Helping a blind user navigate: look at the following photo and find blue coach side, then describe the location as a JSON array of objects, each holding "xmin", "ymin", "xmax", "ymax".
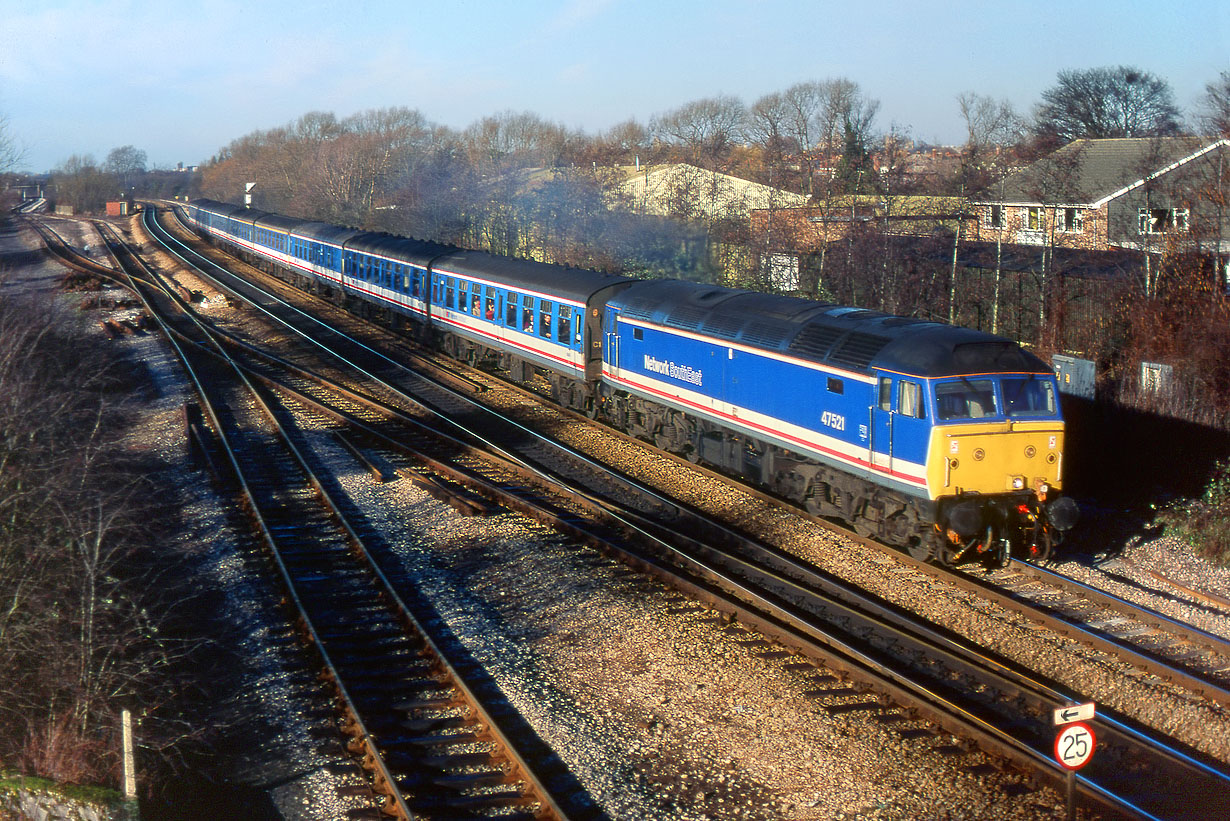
[{"xmin": 428, "ymin": 251, "xmax": 632, "ymax": 381}]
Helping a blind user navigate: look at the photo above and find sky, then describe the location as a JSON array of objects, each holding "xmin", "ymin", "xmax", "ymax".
[{"xmin": 1, "ymin": 0, "xmax": 1227, "ymax": 173}]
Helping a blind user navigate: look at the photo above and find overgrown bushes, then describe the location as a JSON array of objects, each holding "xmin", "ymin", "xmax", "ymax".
[
  {"xmin": 0, "ymin": 287, "xmax": 185, "ymax": 789},
  {"xmin": 1157, "ymin": 460, "xmax": 1230, "ymax": 565}
]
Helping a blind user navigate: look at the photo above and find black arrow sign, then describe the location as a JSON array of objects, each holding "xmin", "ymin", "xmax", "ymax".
[{"xmin": 1061, "ymin": 708, "xmax": 1081, "ymax": 722}]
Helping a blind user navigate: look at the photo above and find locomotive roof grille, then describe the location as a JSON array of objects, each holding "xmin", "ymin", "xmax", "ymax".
[
  {"xmin": 742, "ymin": 320, "xmax": 791, "ymax": 348},
  {"xmin": 827, "ymin": 331, "xmax": 892, "ymax": 370},
  {"xmin": 665, "ymin": 305, "xmax": 707, "ymax": 330},
  {"xmin": 701, "ymin": 312, "xmax": 746, "ymax": 339},
  {"xmin": 788, "ymin": 324, "xmax": 846, "ymax": 359},
  {"xmin": 619, "ymin": 303, "xmax": 656, "ymax": 320}
]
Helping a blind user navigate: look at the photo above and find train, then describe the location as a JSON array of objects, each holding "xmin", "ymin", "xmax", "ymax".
[{"xmin": 181, "ymin": 198, "xmax": 1079, "ymax": 566}]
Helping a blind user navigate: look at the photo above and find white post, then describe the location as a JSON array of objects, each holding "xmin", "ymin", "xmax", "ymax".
[{"xmin": 122, "ymin": 709, "xmax": 136, "ymax": 801}]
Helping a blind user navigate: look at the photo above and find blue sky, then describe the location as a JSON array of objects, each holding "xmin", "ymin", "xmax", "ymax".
[{"xmin": 1, "ymin": 0, "xmax": 1227, "ymax": 173}]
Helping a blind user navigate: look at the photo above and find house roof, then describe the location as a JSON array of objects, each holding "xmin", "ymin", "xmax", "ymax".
[
  {"xmin": 619, "ymin": 163, "xmax": 810, "ymax": 217},
  {"xmin": 976, "ymin": 137, "xmax": 1229, "ymax": 207}
]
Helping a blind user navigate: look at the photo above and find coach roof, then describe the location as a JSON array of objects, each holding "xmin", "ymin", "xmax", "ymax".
[
  {"xmin": 431, "ymin": 250, "xmax": 635, "ymax": 304},
  {"xmin": 346, "ymin": 231, "xmax": 455, "ymax": 265}
]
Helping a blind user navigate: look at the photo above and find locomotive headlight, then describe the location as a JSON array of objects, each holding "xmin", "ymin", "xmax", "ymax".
[{"xmin": 1011, "ymin": 476, "xmax": 1025, "ymax": 490}]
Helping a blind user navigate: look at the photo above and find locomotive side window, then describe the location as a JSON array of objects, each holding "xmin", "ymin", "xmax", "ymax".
[
  {"xmin": 935, "ymin": 379, "xmax": 994, "ymax": 420},
  {"xmin": 556, "ymin": 305, "xmax": 571, "ymax": 343},
  {"xmin": 878, "ymin": 377, "xmax": 892, "ymax": 411},
  {"xmin": 507, "ymin": 293, "xmax": 519, "ymax": 326},
  {"xmin": 633, "ymin": 327, "xmax": 644, "ymax": 341},
  {"xmin": 899, "ymin": 381, "xmax": 925, "ymax": 419},
  {"xmin": 827, "ymin": 377, "xmax": 844, "ymax": 394},
  {"xmin": 538, "ymin": 300, "xmax": 553, "ymax": 339}
]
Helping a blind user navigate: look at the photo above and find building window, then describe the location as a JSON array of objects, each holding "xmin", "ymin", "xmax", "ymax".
[
  {"xmin": 1139, "ymin": 207, "xmax": 1190, "ymax": 234},
  {"xmin": 1025, "ymin": 206, "xmax": 1045, "ymax": 232},
  {"xmin": 987, "ymin": 205, "xmax": 1005, "ymax": 229},
  {"xmin": 1058, "ymin": 207, "xmax": 1083, "ymax": 233}
]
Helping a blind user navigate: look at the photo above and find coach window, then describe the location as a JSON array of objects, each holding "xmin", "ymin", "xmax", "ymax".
[
  {"xmin": 506, "ymin": 293, "xmax": 519, "ymax": 326},
  {"xmin": 470, "ymin": 291, "xmax": 481, "ymax": 316},
  {"xmin": 538, "ymin": 300, "xmax": 553, "ymax": 339},
  {"xmin": 412, "ymin": 271, "xmax": 422, "ymax": 297},
  {"xmin": 485, "ymin": 287, "xmax": 496, "ymax": 320},
  {"xmin": 557, "ymin": 304, "xmax": 571, "ymax": 344},
  {"xmin": 898, "ymin": 380, "xmax": 924, "ymax": 419},
  {"xmin": 445, "ymin": 277, "xmax": 455, "ymax": 309}
]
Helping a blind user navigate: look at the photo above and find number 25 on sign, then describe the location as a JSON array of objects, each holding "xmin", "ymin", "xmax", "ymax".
[{"xmin": 1054, "ymin": 721, "xmax": 1096, "ymax": 770}]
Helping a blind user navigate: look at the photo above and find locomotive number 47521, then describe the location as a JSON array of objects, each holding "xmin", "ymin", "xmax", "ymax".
[{"xmin": 820, "ymin": 411, "xmax": 846, "ymax": 431}]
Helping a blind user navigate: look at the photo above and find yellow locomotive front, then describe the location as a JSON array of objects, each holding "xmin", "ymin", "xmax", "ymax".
[{"xmin": 925, "ymin": 373, "xmax": 1078, "ymax": 564}]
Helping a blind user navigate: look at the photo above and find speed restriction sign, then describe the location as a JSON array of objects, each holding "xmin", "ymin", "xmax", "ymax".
[{"xmin": 1054, "ymin": 721, "xmax": 1096, "ymax": 770}]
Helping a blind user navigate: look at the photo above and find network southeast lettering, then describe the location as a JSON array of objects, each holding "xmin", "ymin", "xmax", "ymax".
[{"xmin": 643, "ymin": 354, "xmax": 703, "ymax": 387}]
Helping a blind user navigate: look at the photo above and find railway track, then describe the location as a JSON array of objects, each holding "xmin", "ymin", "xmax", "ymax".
[
  {"xmin": 158, "ymin": 198, "xmax": 1230, "ymax": 712},
  {"xmin": 39, "ymin": 213, "xmax": 579, "ymax": 820},
  {"xmin": 127, "ymin": 204, "xmax": 1230, "ymax": 819}
]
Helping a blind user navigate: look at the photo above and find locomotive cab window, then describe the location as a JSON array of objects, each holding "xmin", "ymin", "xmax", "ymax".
[
  {"xmin": 898, "ymin": 380, "xmax": 924, "ymax": 419},
  {"xmin": 877, "ymin": 377, "xmax": 892, "ymax": 411},
  {"xmin": 935, "ymin": 379, "xmax": 995, "ymax": 420},
  {"xmin": 1002, "ymin": 376, "xmax": 1057, "ymax": 418}
]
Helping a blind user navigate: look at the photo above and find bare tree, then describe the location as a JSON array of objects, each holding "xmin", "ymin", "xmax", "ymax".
[
  {"xmin": 1198, "ymin": 71, "xmax": 1230, "ymax": 138},
  {"xmin": 103, "ymin": 145, "xmax": 147, "ymax": 193},
  {"xmin": 51, "ymin": 155, "xmax": 114, "ymax": 214},
  {"xmin": 956, "ymin": 92, "xmax": 1023, "ymax": 192},
  {"xmin": 747, "ymin": 91, "xmax": 793, "ymax": 181},
  {"xmin": 1032, "ymin": 66, "xmax": 1181, "ymax": 145},
  {"xmin": 650, "ymin": 94, "xmax": 747, "ymax": 170},
  {"xmin": 0, "ymin": 110, "xmax": 23, "ymax": 173}
]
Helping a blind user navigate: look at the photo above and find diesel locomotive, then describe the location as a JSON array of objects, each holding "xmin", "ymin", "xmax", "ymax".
[{"xmin": 182, "ymin": 198, "xmax": 1079, "ymax": 565}]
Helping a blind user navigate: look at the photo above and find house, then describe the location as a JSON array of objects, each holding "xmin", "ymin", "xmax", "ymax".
[
  {"xmin": 973, "ymin": 137, "xmax": 1230, "ymax": 252},
  {"xmin": 750, "ymin": 195, "xmax": 973, "ymax": 250}
]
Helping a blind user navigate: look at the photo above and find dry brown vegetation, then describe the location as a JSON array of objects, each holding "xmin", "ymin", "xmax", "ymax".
[{"xmin": 0, "ymin": 277, "xmax": 214, "ymax": 793}]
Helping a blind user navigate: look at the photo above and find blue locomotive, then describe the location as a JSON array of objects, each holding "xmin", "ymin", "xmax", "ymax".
[{"xmin": 183, "ymin": 198, "xmax": 1078, "ymax": 565}]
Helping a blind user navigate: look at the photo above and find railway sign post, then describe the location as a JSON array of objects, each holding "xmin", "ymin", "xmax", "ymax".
[
  {"xmin": 1053, "ymin": 701, "xmax": 1095, "ymax": 726},
  {"xmin": 1054, "ymin": 719, "xmax": 1096, "ymax": 821},
  {"xmin": 1055, "ymin": 721, "xmax": 1095, "ymax": 770}
]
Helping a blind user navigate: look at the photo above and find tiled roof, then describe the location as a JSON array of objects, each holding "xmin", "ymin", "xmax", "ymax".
[{"xmin": 979, "ymin": 137, "xmax": 1227, "ymax": 205}]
